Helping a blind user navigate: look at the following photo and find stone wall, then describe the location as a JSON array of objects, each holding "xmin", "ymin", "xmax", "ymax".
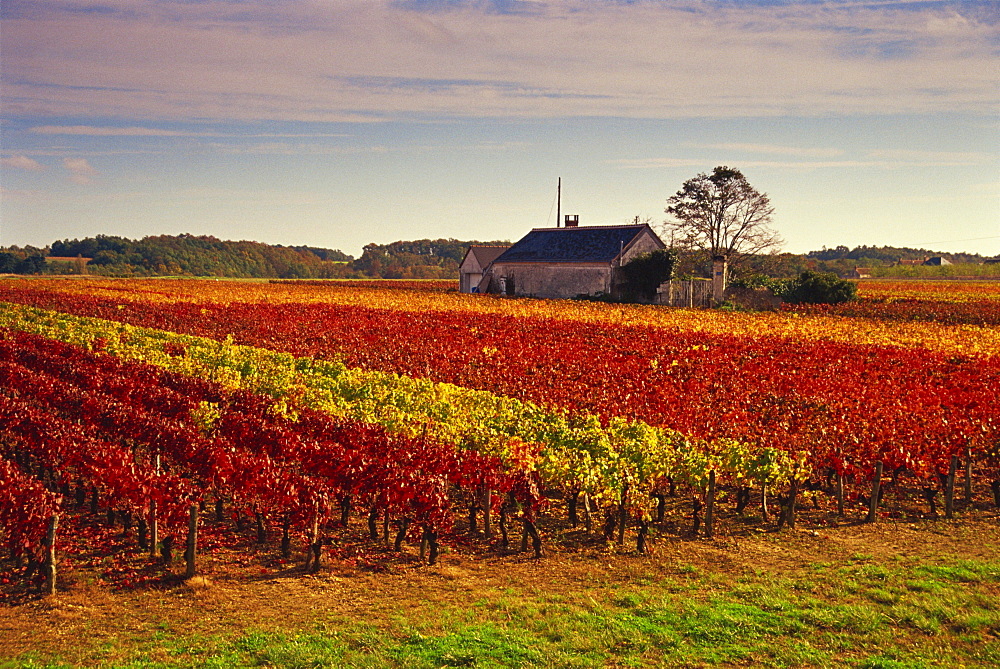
[
  {"xmin": 489, "ymin": 262, "xmax": 612, "ymax": 299},
  {"xmin": 620, "ymin": 232, "xmax": 666, "ymax": 263}
]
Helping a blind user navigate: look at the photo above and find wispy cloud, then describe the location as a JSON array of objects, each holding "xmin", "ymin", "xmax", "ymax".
[
  {"xmin": 32, "ymin": 125, "xmax": 214, "ymax": 137},
  {"xmin": 866, "ymin": 148, "xmax": 995, "ymax": 164},
  {"xmin": 2, "ymin": 0, "xmax": 995, "ymax": 122},
  {"xmin": 692, "ymin": 143, "xmax": 846, "ymax": 158},
  {"xmin": 29, "ymin": 125, "xmax": 354, "ymax": 138},
  {"xmin": 1, "ymin": 155, "xmax": 45, "ymax": 171},
  {"xmin": 0, "ymin": 187, "xmax": 44, "ymax": 202},
  {"xmin": 62, "ymin": 157, "xmax": 98, "ymax": 184},
  {"xmin": 611, "ymin": 154, "xmax": 993, "ymax": 170}
]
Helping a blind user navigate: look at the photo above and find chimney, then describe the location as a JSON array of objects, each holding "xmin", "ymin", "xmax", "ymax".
[{"xmin": 564, "ymin": 215, "xmax": 579, "ymax": 227}]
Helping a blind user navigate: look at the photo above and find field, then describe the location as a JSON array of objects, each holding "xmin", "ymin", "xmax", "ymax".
[{"xmin": 1, "ymin": 277, "xmax": 999, "ymax": 668}]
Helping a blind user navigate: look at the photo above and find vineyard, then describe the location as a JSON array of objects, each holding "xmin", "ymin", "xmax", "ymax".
[{"xmin": 0, "ymin": 277, "xmax": 997, "ymax": 609}]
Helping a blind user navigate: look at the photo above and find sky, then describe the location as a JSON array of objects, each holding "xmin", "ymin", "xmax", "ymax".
[{"xmin": 1, "ymin": 0, "xmax": 998, "ymax": 258}]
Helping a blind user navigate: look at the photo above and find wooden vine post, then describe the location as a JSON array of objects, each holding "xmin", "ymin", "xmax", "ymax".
[
  {"xmin": 149, "ymin": 453, "xmax": 160, "ymax": 560},
  {"xmin": 835, "ymin": 471, "xmax": 845, "ymax": 517},
  {"xmin": 43, "ymin": 514, "xmax": 59, "ymax": 597},
  {"xmin": 945, "ymin": 455, "xmax": 959, "ymax": 520},
  {"xmin": 367, "ymin": 506, "xmax": 379, "ymax": 541},
  {"xmin": 305, "ymin": 510, "xmax": 321, "ymax": 573},
  {"xmin": 617, "ymin": 484, "xmax": 628, "ymax": 545},
  {"xmin": 281, "ymin": 516, "xmax": 293, "ymax": 557},
  {"xmin": 866, "ymin": 461, "xmax": 883, "ymax": 523},
  {"xmin": 148, "ymin": 501, "xmax": 158, "ymax": 559},
  {"xmin": 760, "ymin": 484, "xmax": 769, "ymax": 523},
  {"xmin": 964, "ymin": 448, "xmax": 973, "ymax": 505},
  {"xmin": 482, "ymin": 488, "xmax": 493, "ymax": 540},
  {"xmin": 704, "ymin": 470, "xmax": 716, "ymax": 539},
  {"xmin": 184, "ymin": 503, "xmax": 198, "ymax": 579}
]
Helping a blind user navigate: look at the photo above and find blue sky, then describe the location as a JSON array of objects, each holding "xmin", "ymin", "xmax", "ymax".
[{"xmin": 2, "ymin": 0, "xmax": 998, "ymax": 257}]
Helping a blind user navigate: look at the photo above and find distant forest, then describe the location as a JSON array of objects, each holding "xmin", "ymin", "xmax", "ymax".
[
  {"xmin": 0, "ymin": 234, "xmax": 996, "ymax": 280},
  {"xmin": 0, "ymin": 234, "xmax": 509, "ymax": 280},
  {"xmin": 744, "ymin": 245, "xmax": 999, "ymax": 279}
]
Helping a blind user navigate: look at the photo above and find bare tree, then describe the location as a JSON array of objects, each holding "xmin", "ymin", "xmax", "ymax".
[{"xmin": 662, "ymin": 166, "xmax": 783, "ymax": 273}]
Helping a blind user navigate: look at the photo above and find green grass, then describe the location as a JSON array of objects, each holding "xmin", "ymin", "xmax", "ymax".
[{"xmin": 4, "ymin": 555, "xmax": 999, "ymax": 668}]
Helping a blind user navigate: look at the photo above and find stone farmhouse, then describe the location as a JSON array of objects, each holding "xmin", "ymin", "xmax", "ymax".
[{"xmin": 460, "ymin": 222, "xmax": 665, "ymax": 299}]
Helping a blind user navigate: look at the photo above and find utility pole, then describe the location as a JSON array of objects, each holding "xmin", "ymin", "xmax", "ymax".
[{"xmin": 556, "ymin": 178, "xmax": 561, "ymax": 227}]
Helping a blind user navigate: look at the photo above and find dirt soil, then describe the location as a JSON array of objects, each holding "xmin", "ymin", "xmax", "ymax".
[{"xmin": 2, "ymin": 504, "xmax": 998, "ymax": 666}]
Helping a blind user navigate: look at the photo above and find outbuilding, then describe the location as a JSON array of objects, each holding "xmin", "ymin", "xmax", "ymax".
[{"xmin": 459, "ymin": 245, "xmax": 510, "ymax": 293}]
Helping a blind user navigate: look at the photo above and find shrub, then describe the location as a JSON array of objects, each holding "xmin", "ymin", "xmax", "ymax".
[
  {"xmin": 780, "ymin": 271, "xmax": 858, "ymax": 304},
  {"xmin": 618, "ymin": 250, "xmax": 678, "ymax": 301}
]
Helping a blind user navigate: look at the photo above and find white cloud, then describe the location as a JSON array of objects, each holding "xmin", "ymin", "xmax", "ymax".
[
  {"xmin": 62, "ymin": 157, "xmax": 98, "ymax": 185},
  {"xmin": 2, "ymin": 0, "xmax": 996, "ymax": 122},
  {"xmin": 1, "ymin": 155, "xmax": 45, "ymax": 171}
]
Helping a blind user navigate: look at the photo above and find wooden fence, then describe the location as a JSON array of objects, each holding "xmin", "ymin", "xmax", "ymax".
[{"xmin": 657, "ymin": 279, "xmax": 714, "ymax": 308}]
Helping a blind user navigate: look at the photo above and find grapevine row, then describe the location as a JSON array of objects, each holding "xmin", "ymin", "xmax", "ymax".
[
  {"xmin": 0, "ymin": 457, "xmax": 61, "ymax": 565},
  {"xmin": 0, "ymin": 303, "xmax": 824, "ymax": 553},
  {"xmin": 0, "ymin": 304, "xmax": 803, "ymax": 521},
  {"xmin": 3, "ymin": 300, "xmax": 997, "ymax": 552},
  {"xmin": 0, "ymin": 328, "xmax": 543, "ymax": 565},
  {"xmin": 2, "ymin": 290, "xmax": 996, "ymax": 493}
]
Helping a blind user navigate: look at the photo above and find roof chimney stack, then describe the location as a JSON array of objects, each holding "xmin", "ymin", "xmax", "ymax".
[{"xmin": 564, "ymin": 215, "xmax": 579, "ymax": 227}]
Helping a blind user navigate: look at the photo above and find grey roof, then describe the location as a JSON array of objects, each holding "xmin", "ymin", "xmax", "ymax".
[{"xmin": 493, "ymin": 224, "xmax": 661, "ymax": 264}]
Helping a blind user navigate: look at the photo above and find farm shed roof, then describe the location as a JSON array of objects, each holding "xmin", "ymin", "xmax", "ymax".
[
  {"xmin": 463, "ymin": 245, "xmax": 510, "ymax": 269},
  {"xmin": 493, "ymin": 224, "xmax": 661, "ymax": 264}
]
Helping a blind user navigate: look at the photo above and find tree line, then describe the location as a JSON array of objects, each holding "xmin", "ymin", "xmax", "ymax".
[
  {"xmin": 0, "ymin": 234, "xmax": 514, "ymax": 280},
  {"xmin": 2, "ymin": 233, "xmax": 992, "ymax": 282}
]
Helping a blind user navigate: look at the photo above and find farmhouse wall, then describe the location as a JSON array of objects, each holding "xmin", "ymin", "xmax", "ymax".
[
  {"xmin": 491, "ymin": 262, "xmax": 611, "ymax": 298},
  {"xmin": 460, "ymin": 272, "xmax": 482, "ymax": 293},
  {"xmin": 620, "ymin": 231, "xmax": 664, "ymax": 263}
]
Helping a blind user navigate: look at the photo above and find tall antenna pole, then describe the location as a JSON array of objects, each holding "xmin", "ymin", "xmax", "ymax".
[{"xmin": 556, "ymin": 177, "xmax": 561, "ymax": 228}]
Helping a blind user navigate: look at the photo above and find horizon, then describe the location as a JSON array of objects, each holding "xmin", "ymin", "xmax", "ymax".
[
  {"xmin": 5, "ymin": 228, "xmax": 994, "ymax": 262},
  {"xmin": 2, "ymin": 1, "xmax": 998, "ymax": 258}
]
